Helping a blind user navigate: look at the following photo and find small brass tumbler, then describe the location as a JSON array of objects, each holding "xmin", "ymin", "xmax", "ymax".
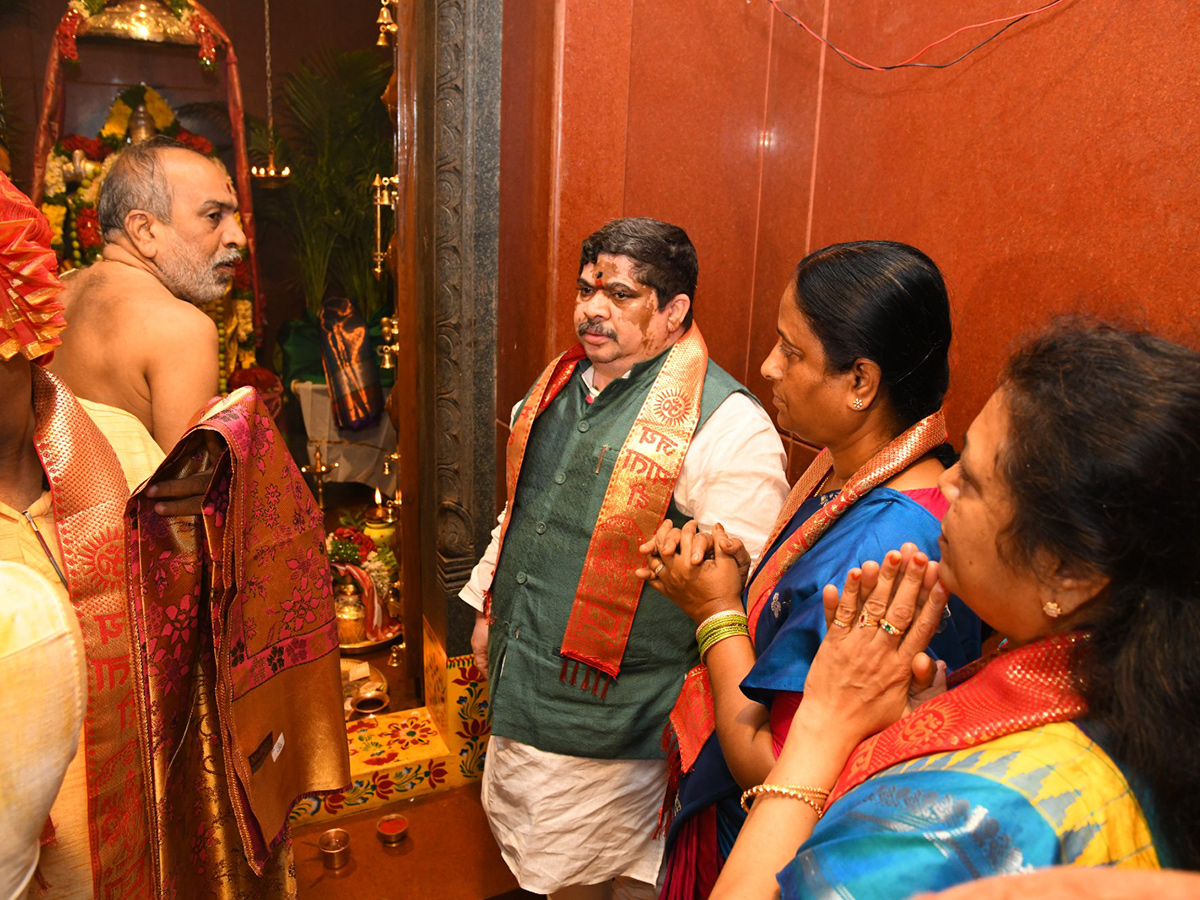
[{"xmin": 319, "ymin": 828, "xmax": 351, "ymax": 869}]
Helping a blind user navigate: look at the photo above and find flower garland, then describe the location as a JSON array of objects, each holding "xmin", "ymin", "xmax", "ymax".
[
  {"xmin": 40, "ymin": 83, "xmax": 256, "ymax": 388},
  {"xmin": 56, "ymin": 0, "xmax": 218, "ymax": 70},
  {"xmin": 327, "ymin": 526, "xmax": 399, "ymax": 604},
  {"xmin": 41, "ymin": 85, "xmax": 213, "ymax": 269}
]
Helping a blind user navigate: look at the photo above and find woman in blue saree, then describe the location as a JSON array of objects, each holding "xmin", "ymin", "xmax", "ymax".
[
  {"xmin": 711, "ymin": 322, "xmax": 1200, "ymax": 898},
  {"xmin": 639, "ymin": 242, "xmax": 982, "ymax": 898}
]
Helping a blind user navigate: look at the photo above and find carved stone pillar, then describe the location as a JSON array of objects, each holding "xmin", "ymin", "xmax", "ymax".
[{"xmin": 415, "ymin": 0, "xmax": 501, "ymax": 658}]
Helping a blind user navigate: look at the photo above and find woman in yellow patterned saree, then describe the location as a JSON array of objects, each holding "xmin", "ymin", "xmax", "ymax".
[{"xmin": 712, "ymin": 321, "xmax": 1200, "ymax": 899}]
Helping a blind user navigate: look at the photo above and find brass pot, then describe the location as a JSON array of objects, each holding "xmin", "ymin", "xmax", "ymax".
[{"xmin": 334, "ymin": 583, "xmax": 367, "ymax": 645}]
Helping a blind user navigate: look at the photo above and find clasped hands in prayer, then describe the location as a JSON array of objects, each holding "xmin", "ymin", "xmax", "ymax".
[
  {"xmin": 635, "ymin": 520, "xmax": 751, "ymax": 623},
  {"xmin": 636, "ymin": 521, "xmax": 949, "ymax": 743}
]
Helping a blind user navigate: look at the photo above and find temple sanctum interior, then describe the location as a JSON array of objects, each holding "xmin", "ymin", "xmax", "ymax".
[{"xmin": 2, "ymin": 1, "xmax": 1200, "ymax": 899}]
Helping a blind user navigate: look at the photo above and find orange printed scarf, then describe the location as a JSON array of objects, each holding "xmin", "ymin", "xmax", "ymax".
[
  {"xmin": 33, "ymin": 368, "xmax": 154, "ymax": 898},
  {"xmin": 745, "ymin": 410, "xmax": 948, "ymax": 635},
  {"xmin": 492, "ymin": 327, "xmax": 709, "ymax": 691}
]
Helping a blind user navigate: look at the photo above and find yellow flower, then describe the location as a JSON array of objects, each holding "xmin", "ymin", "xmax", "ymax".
[
  {"xmin": 103, "ymin": 100, "xmax": 133, "ymax": 138},
  {"xmin": 41, "ymin": 204, "xmax": 66, "ymax": 245},
  {"xmin": 143, "ymin": 88, "xmax": 175, "ymax": 130}
]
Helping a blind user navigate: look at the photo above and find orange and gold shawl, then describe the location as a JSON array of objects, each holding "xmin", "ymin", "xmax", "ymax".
[
  {"xmin": 126, "ymin": 387, "xmax": 349, "ymax": 897},
  {"xmin": 744, "ymin": 410, "xmax": 948, "ymax": 636},
  {"xmin": 33, "ymin": 367, "xmax": 154, "ymax": 898},
  {"xmin": 829, "ymin": 631, "xmax": 1088, "ymax": 803},
  {"xmin": 491, "ymin": 327, "xmax": 709, "ymax": 689}
]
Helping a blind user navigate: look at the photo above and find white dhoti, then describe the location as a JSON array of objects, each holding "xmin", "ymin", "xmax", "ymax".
[{"xmin": 481, "ymin": 735, "xmax": 666, "ymax": 897}]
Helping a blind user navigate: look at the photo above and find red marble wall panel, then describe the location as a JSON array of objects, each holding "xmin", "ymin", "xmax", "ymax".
[
  {"xmin": 497, "ymin": 0, "xmax": 559, "ymax": 432},
  {"xmin": 621, "ymin": 0, "xmax": 775, "ymax": 385},
  {"xmin": 498, "ymin": 0, "xmax": 1200, "ymax": 481},
  {"xmin": 806, "ymin": 0, "xmax": 1200, "ymax": 436},
  {"xmin": 549, "ymin": 0, "xmax": 634, "ymax": 352},
  {"xmin": 747, "ymin": 0, "xmax": 825, "ymax": 407}
]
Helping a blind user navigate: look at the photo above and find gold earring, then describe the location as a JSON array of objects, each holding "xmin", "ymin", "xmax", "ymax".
[
  {"xmin": 1043, "ymin": 600, "xmax": 1062, "ymax": 618},
  {"xmin": 852, "ymin": 398, "xmax": 864, "ymax": 411}
]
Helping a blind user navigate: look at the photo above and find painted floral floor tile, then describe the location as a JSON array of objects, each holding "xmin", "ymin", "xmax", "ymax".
[{"xmin": 346, "ymin": 708, "xmax": 451, "ymax": 773}]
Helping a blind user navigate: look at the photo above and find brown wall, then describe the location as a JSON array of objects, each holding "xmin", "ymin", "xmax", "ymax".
[{"xmin": 498, "ymin": 0, "xmax": 1200, "ymax": 497}]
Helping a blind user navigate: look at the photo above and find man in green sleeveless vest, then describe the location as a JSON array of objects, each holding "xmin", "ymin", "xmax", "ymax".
[{"xmin": 460, "ymin": 218, "xmax": 788, "ymax": 900}]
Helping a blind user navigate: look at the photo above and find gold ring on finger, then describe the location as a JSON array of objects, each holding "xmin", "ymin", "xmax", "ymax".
[
  {"xmin": 652, "ymin": 563, "xmax": 665, "ymax": 578},
  {"xmin": 831, "ymin": 618, "xmax": 852, "ymax": 629},
  {"xmin": 857, "ymin": 611, "xmax": 880, "ymax": 628},
  {"xmin": 878, "ymin": 618, "xmax": 904, "ymax": 636}
]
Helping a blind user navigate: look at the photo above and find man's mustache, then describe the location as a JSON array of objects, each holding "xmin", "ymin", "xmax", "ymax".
[
  {"xmin": 577, "ymin": 320, "xmax": 617, "ymax": 340},
  {"xmin": 214, "ymin": 252, "xmax": 242, "ymax": 269}
]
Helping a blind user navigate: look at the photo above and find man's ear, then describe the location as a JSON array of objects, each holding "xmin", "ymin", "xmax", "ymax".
[
  {"xmin": 124, "ymin": 210, "xmax": 159, "ymax": 259},
  {"xmin": 663, "ymin": 293, "xmax": 691, "ymax": 333}
]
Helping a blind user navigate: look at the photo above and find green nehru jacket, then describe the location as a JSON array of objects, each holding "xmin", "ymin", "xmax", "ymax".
[{"xmin": 488, "ymin": 347, "xmax": 747, "ymax": 759}]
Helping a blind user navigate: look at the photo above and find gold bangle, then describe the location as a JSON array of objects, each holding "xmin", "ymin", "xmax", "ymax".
[
  {"xmin": 698, "ymin": 627, "xmax": 748, "ymax": 662},
  {"xmin": 694, "ymin": 609, "xmax": 747, "ymax": 640},
  {"xmin": 739, "ymin": 783, "xmax": 829, "ymax": 817},
  {"xmin": 697, "ymin": 617, "xmax": 749, "ymax": 661}
]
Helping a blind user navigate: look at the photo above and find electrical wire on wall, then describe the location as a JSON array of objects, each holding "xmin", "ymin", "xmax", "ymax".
[{"xmin": 765, "ymin": 0, "xmax": 1072, "ymax": 70}]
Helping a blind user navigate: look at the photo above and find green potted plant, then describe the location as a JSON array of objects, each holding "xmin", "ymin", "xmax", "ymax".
[{"xmin": 256, "ymin": 48, "xmax": 394, "ymax": 319}]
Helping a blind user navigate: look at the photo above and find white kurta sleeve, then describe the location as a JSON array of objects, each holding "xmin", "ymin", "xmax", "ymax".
[
  {"xmin": 458, "ymin": 507, "xmax": 506, "ymax": 612},
  {"xmin": 460, "ymin": 397, "xmax": 524, "ymax": 612},
  {"xmin": 672, "ymin": 392, "xmax": 789, "ymax": 565}
]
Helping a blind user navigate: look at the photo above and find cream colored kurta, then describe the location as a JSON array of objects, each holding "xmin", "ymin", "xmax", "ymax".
[
  {"xmin": 0, "ymin": 399, "xmax": 162, "ymax": 900},
  {"xmin": 0, "ymin": 563, "xmax": 85, "ymax": 900}
]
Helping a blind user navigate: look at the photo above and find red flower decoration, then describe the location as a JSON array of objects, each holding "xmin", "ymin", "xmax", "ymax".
[
  {"xmin": 456, "ymin": 718, "xmax": 490, "ymax": 739},
  {"xmin": 175, "ymin": 128, "xmax": 214, "ymax": 156},
  {"xmin": 373, "ymin": 773, "xmax": 396, "ymax": 799},
  {"xmin": 56, "ymin": 10, "xmax": 83, "ymax": 61},
  {"xmin": 452, "ymin": 663, "xmax": 485, "ymax": 685},
  {"xmin": 332, "ymin": 527, "xmax": 377, "ymax": 558},
  {"xmin": 60, "ymin": 135, "xmax": 87, "ymax": 157},
  {"xmin": 364, "ymin": 751, "xmax": 399, "ymax": 767},
  {"xmin": 229, "ymin": 366, "xmax": 284, "ymax": 418},
  {"xmin": 191, "ymin": 21, "xmax": 218, "ymax": 67},
  {"xmin": 231, "ymin": 256, "xmax": 252, "ymax": 292},
  {"xmin": 75, "ymin": 207, "xmax": 103, "ymax": 251},
  {"xmin": 61, "ymin": 135, "xmax": 112, "ymax": 161}
]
